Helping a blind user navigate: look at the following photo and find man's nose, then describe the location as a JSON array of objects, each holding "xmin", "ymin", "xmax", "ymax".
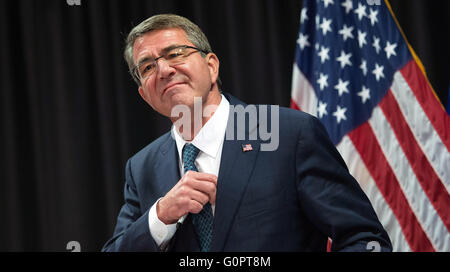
[{"xmin": 156, "ymin": 58, "xmax": 176, "ymax": 79}]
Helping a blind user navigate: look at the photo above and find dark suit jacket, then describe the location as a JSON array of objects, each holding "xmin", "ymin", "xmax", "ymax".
[{"xmin": 102, "ymin": 93, "xmax": 392, "ymax": 252}]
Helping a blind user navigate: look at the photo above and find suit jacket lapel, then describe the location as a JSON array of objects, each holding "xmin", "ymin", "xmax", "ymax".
[
  {"xmin": 155, "ymin": 133, "xmax": 181, "ymax": 196},
  {"xmin": 210, "ymin": 95, "xmax": 261, "ymax": 251}
]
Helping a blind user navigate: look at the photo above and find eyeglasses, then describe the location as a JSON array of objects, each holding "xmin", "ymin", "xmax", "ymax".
[{"xmin": 132, "ymin": 45, "xmax": 208, "ymax": 83}]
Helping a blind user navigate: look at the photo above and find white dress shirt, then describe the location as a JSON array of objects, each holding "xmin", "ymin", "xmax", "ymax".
[{"xmin": 148, "ymin": 94, "xmax": 230, "ymax": 247}]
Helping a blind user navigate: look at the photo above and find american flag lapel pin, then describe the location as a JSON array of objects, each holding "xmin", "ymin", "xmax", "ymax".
[{"xmin": 242, "ymin": 144, "xmax": 253, "ymax": 152}]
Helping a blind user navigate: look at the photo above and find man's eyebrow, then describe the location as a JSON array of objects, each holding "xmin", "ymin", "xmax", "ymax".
[
  {"xmin": 161, "ymin": 44, "xmax": 184, "ymax": 54},
  {"xmin": 136, "ymin": 44, "xmax": 184, "ymax": 67},
  {"xmin": 137, "ymin": 56, "xmax": 151, "ymax": 68}
]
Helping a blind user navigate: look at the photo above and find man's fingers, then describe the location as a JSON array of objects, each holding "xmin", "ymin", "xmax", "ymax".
[
  {"xmin": 188, "ymin": 200, "xmax": 204, "ymax": 214},
  {"xmin": 184, "ymin": 179, "xmax": 216, "ymax": 203},
  {"xmin": 181, "ymin": 171, "xmax": 217, "ymax": 201},
  {"xmin": 158, "ymin": 172, "xmax": 217, "ymax": 224},
  {"xmin": 209, "ymin": 192, "xmax": 216, "ymax": 205},
  {"xmin": 188, "ymin": 189, "xmax": 210, "ymax": 206},
  {"xmin": 184, "ymin": 171, "xmax": 218, "ymax": 185}
]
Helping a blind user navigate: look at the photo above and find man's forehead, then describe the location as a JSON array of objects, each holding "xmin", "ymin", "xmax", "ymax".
[{"xmin": 133, "ymin": 28, "xmax": 191, "ymax": 61}]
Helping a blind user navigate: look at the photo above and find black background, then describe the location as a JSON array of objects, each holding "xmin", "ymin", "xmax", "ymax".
[{"xmin": 0, "ymin": 0, "xmax": 448, "ymax": 251}]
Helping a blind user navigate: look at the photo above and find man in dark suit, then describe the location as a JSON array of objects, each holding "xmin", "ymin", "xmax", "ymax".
[{"xmin": 102, "ymin": 14, "xmax": 392, "ymax": 252}]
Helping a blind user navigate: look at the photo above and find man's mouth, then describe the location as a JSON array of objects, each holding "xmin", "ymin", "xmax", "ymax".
[{"xmin": 163, "ymin": 82, "xmax": 185, "ymax": 95}]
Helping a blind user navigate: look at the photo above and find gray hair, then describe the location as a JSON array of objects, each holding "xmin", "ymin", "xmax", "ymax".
[{"xmin": 124, "ymin": 14, "xmax": 216, "ymax": 86}]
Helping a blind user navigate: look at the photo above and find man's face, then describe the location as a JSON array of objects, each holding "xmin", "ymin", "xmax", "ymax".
[{"xmin": 133, "ymin": 28, "xmax": 219, "ymax": 117}]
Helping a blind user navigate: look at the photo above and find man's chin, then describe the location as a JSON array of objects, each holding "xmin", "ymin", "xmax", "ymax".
[{"xmin": 168, "ymin": 90, "xmax": 200, "ymax": 106}]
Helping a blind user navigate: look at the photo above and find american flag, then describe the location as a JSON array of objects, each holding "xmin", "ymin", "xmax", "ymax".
[
  {"xmin": 242, "ymin": 144, "xmax": 253, "ymax": 152},
  {"xmin": 291, "ymin": 0, "xmax": 450, "ymax": 251}
]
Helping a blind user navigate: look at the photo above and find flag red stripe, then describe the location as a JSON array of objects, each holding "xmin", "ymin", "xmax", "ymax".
[
  {"xmin": 400, "ymin": 60, "xmax": 450, "ymax": 152},
  {"xmin": 379, "ymin": 90, "xmax": 450, "ymax": 232},
  {"xmin": 290, "ymin": 99, "xmax": 301, "ymax": 111},
  {"xmin": 349, "ymin": 122, "xmax": 435, "ymax": 251}
]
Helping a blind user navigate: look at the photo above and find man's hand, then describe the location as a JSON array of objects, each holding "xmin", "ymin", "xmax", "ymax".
[{"xmin": 157, "ymin": 171, "xmax": 217, "ymax": 224}]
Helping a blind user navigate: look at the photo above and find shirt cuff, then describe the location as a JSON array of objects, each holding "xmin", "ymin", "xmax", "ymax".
[{"xmin": 148, "ymin": 199, "xmax": 178, "ymax": 247}]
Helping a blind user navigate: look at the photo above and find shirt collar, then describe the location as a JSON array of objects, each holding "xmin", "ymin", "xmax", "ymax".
[{"xmin": 172, "ymin": 94, "xmax": 230, "ymax": 160}]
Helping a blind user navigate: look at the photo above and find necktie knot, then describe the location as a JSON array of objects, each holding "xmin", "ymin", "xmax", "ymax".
[{"xmin": 182, "ymin": 144, "xmax": 200, "ymax": 173}]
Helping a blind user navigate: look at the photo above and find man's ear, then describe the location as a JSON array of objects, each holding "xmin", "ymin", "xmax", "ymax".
[
  {"xmin": 206, "ymin": 53, "xmax": 220, "ymax": 84},
  {"xmin": 138, "ymin": 86, "xmax": 149, "ymax": 104}
]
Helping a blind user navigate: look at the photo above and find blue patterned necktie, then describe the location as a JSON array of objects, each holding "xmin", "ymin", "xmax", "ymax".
[{"xmin": 182, "ymin": 143, "xmax": 213, "ymax": 252}]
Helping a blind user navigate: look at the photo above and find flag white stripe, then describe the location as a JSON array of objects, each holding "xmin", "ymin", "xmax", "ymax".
[
  {"xmin": 390, "ymin": 72, "xmax": 450, "ymax": 194},
  {"xmin": 369, "ymin": 106, "xmax": 450, "ymax": 251},
  {"xmin": 291, "ymin": 64, "xmax": 317, "ymax": 115},
  {"xmin": 337, "ymin": 135, "xmax": 411, "ymax": 252}
]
